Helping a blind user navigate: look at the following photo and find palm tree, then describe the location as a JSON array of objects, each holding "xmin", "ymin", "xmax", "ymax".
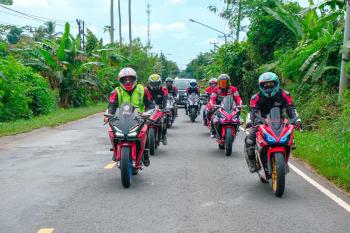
[
  {"xmin": 128, "ymin": 0, "xmax": 132, "ymax": 55},
  {"xmin": 118, "ymin": 0, "xmax": 122, "ymax": 44},
  {"xmin": 110, "ymin": 0, "xmax": 114, "ymax": 43},
  {"xmin": 339, "ymin": 0, "xmax": 350, "ymax": 103},
  {"xmin": 44, "ymin": 21, "xmax": 56, "ymax": 39}
]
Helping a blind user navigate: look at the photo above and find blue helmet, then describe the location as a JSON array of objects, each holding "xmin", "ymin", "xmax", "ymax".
[
  {"xmin": 189, "ymin": 80, "xmax": 197, "ymax": 88},
  {"xmin": 258, "ymin": 72, "xmax": 280, "ymax": 97}
]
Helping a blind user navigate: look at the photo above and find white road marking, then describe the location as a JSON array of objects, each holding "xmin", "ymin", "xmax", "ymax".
[
  {"xmin": 104, "ymin": 161, "xmax": 116, "ymax": 169},
  {"xmin": 37, "ymin": 229, "xmax": 54, "ymax": 233},
  {"xmin": 239, "ymin": 126, "xmax": 350, "ymax": 214},
  {"xmin": 289, "ymin": 163, "xmax": 350, "ymax": 214}
]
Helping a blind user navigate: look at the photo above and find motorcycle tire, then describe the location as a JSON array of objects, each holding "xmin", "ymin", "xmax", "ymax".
[
  {"xmin": 225, "ymin": 128, "xmax": 233, "ymax": 156},
  {"xmin": 148, "ymin": 128, "xmax": 156, "ymax": 155},
  {"xmin": 120, "ymin": 147, "xmax": 132, "ymax": 188},
  {"xmin": 190, "ymin": 107, "xmax": 196, "ymax": 122},
  {"xmin": 272, "ymin": 152, "xmax": 286, "ymax": 197}
]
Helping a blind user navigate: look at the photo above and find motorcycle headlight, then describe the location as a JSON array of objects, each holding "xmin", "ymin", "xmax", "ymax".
[
  {"xmin": 262, "ymin": 128, "xmax": 276, "ymax": 144},
  {"xmin": 128, "ymin": 131, "xmax": 138, "ymax": 137},
  {"xmin": 113, "ymin": 126, "xmax": 124, "ymax": 138},
  {"xmin": 280, "ymin": 129, "xmax": 292, "ymax": 144}
]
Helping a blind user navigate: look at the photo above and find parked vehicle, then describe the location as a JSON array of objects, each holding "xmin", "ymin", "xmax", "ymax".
[
  {"xmin": 250, "ymin": 107, "xmax": 298, "ymax": 197},
  {"xmin": 105, "ymin": 104, "xmax": 150, "ymax": 188},
  {"xmin": 173, "ymin": 78, "xmax": 194, "ymax": 107},
  {"xmin": 212, "ymin": 96, "xmax": 244, "ymax": 156},
  {"xmin": 186, "ymin": 93, "xmax": 201, "ymax": 122}
]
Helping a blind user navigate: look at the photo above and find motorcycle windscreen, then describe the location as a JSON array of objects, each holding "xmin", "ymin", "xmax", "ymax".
[
  {"xmin": 221, "ymin": 96, "xmax": 235, "ymax": 114},
  {"xmin": 269, "ymin": 107, "xmax": 283, "ymax": 136},
  {"xmin": 111, "ymin": 103, "xmax": 140, "ymax": 135},
  {"xmin": 188, "ymin": 93, "xmax": 199, "ymax": 104}
]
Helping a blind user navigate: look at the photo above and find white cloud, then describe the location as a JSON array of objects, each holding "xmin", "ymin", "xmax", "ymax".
[
  {"xmin": 14, "ymin": 0, "xmax": 49, "ymax": 7},
  {"xmin": 122, "ymin": 21, "xmax": 189, "ymax": 40},
  {"xmin": 167, "ymin": 0, "xmax": 186, "ymax": 5}
]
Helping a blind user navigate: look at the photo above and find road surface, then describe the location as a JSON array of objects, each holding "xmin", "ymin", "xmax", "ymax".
[{"xmin": 0, "ymin": 110, "xmax": 349, "ymax": 233}]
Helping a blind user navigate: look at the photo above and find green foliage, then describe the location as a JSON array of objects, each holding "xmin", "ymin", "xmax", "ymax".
[
  {"xmin": 0, "ymin": 56, "xmax": 55, "ymax": 121},
  {"xmin": 85, "ymin": 29, "xmax": 99, "ymax": 55},
  {"xmin": 181, "ymin": 52, "xmax": 212, "ymax": 80}
]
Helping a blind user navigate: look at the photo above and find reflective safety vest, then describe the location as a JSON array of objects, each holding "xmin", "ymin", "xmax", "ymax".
[{"xmin": 116, "ymin": 84, "xmax": 145, "ymax": 112}]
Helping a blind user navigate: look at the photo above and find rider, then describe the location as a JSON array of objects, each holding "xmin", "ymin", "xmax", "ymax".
[
  {"xmin": 185, "ymin": 80, "xmax": 200, "ymax": 115},
  {"xmin": 209, "ymin": 74, "xmax": 243, "ymax": 138},
  {"xmin": 105, "ymin": 67, "xmax": 153, "ymax": 166},
  {"xmin": 204, "ymin": 78, "xmax": 218, "ymax": 123},
  {"xmin": 147, "ymin": 74, "xmax": 169, "ymax": 145},
  {"xmin": 165, "ymin": 77, "xmax": 179, "ymax": 116},
  {"xmin": 205, "ymin": 78, "xmax": 218, "ymax": 98},
  {"xmin": 245, "ymin": 72, "xmax": 301, "ymax": 173}
]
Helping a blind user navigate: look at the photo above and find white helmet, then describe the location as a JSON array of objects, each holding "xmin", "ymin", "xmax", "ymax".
[{"xmin": 118, "ymin": 67, "xmax": 137, "ymax": 91}]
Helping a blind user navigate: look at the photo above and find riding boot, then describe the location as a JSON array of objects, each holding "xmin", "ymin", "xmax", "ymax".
[
  {"xmin": 244, "ymin": 137, "xmax": 257, "ymax": 173},
  {"xmin": 143, "ymin": 150, "xmax": 150, "ymax": 167}
]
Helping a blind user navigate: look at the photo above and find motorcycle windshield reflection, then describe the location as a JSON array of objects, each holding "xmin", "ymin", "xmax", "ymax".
[
  {"xmin": 221, "ymin": 96, "xmax": 235, "ymax": 114},
  {"xmin": 268, "ymin": 107, "xmax": 283, "ymax": 136},
  {"xmin": 188, "ymin": 93, "xmax": 199, "ymax": 104},
  {"xmin": 111, "ymin": 104, "xmax": 140, "ymax": 135}
]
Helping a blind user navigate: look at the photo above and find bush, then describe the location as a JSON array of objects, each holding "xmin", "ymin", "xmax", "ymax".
[{"xmin": 0, "ymin": 56, "xmax": 55, "ymax": 121}]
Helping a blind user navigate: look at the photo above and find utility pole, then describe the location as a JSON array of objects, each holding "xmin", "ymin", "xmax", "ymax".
[
  {"xmin": 118, "ymin": 0, "xmax": 122, "ymax": 44},
  {"xmin": 76, "ymin": 19, "xmax": 85, "ymax": 50},
  {"xmin": 146, "ymin": 2, "xmax": 151, "ymax": 48},
  {"xmin": 235, "ymin": 0, "xmax": 242, "ymax": 42},
  {"xmin": 82, "ymin": 20, "xmax": 85, "ymax": 49},
  {"xmin": 339, "ymin": 0, "xmax": 350, "ymax": 103},
  {"xmin": 110, "ymin": 0, "xmax": 114, "ymax": 44},
  {"xmin": 128, "ymin": 0, "xmax": 132, "ymax": 56}
]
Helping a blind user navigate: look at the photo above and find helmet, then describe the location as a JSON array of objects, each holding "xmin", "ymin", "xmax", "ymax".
[
  {"xmin": 218, "ymin": 74, "xmax": 230, "ymax": 89},
  {"xmin": 189, "ymin": 80, "xmax": 197, "ymax": 88},
  {"xmin": 209, "ymin": 78, "xmax": 218, "ymax": 87},
  {"xmin": 148, "ymin": 74, "xmax": 162, "ymax": 90},
  {"xmin": 258, "ymin": 72, "xmax": 280, "ymax": 97},
  {"xmin": 165, "ymin": 77, "xmax": 174, "ymax": 89},
  {"xmin": 118, "ymin": 67, "xmax": 137, "ymax": 91}
]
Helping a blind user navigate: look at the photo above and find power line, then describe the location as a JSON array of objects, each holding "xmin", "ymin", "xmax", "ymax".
[{"xmin": 0, "ymin": 5, "xmax": 77, "ymax": 26}]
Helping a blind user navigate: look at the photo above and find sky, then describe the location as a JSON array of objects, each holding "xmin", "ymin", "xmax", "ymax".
[{"xmin": 0, "ymin": 0, "xmax": 311, "ymax": 70}]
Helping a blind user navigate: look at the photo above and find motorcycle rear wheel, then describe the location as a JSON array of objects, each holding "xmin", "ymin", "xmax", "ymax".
[
  {"xmin": 272, "ymin": 153, "xmax": 286, "ymax": 197},
  {"xmin": 148, "ymin": 128, "xmax": 156, "ymax": 155},
  {"xmin": 120, "ymin": 147, "xmax": 132, "ymax": 188},
  {"xmin": 225, "ymin": 128, "xmax": 233, "ymax": 156}
]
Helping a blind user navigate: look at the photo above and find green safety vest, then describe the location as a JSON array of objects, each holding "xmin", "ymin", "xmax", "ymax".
[{"xmin": 116, "ymin": 84, "xmax": 145, "ymax": 112}]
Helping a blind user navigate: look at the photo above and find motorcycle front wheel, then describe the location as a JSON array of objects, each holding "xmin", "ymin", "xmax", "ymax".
[
  {"xmin": 225, "ymin": 128, "xmax": 233, "ymax": 156},
  {"xmin": 190, "ymin": 107, "xmax": 196, "ymax": 122},
  {"xmin": 120, "ymin": 147, "xmax": 132, "ymax": 188},
  {"xmin": 271, "ymin": 152, "xmax": 286, "ymax": 197},
  {"xmin": 148, "ymin": 128, "xmax": 156, "ymax": 155}
]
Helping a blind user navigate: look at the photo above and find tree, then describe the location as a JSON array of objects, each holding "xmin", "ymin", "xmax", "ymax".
[
  {"xmin": 85, "ymin": 29, "xmax": 99, "ymax": 55},
  {"xmin": 128, "ymin": 0, "xmax": 132, "ymax": 55},
  {"xmin": 110, "ymin": 0, "xmax": 114, "ymax": 43},
  {"xmin": 118, "ymin": 0, "xmax": 122, "ymax": 44},
  {"xmin": 0, "ymin": 0, "xmax": 13, "ymax": 5},
  {"xmin": 6, "ymin": 26, "xmax": 22, "ymax": 44},
  {"xmin": 339, "ymin": 0, "xmax": 350, "ymax": 103}
]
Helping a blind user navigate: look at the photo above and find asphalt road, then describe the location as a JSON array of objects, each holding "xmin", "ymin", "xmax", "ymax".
[{"xmin": 0, "ymin": 110, "xmax": 349, "ymax": 233}]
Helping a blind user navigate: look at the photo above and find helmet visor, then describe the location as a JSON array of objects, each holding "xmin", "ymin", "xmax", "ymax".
[
  {"xmin": 150, "ymin": 81, "xmax": 161, "ymax": 89},
  {"xmin": 218, "ymin": 79, "xmax": 229, "ymax": 88},
  {"xmin": 260, "ymin": 81, "xmax": 276, "ymax": 94},
  {"xmin": 120, "ymin": 76, "xmax": 136, "ymax": 85}
]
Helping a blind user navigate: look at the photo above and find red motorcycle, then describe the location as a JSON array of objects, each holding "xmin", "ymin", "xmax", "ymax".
[
  {"xmin": 212, "ymin": 96, "xmax": 244, "ymax": 156},
  {"xmin": 146, "ymin": 106, "xmax": 167, "ymax": 155},
  {"xmin": 252, "ymin": 107, "xmax": 298, "ymax": 197},
  {"xmin": 105, "ymin": 104, "xmax": 150, "ymax": 188}
]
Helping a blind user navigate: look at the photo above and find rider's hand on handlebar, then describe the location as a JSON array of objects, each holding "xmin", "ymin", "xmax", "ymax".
[
  {"xmin": 103, "ymin": 117, "xmax": 109, "ymax": 124},
  {"xmin": 294, "ymin": 120, "xmax": 302, "ymax": 130}
]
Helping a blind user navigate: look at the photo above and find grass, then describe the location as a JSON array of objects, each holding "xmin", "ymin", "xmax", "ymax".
[
  {"xmin": 0, "ymin": 102, "xmax": 106, "ymax": 137},
  {"xmin": 294, "ymin": 125, "xmax": 350, "ymax": 192}
]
